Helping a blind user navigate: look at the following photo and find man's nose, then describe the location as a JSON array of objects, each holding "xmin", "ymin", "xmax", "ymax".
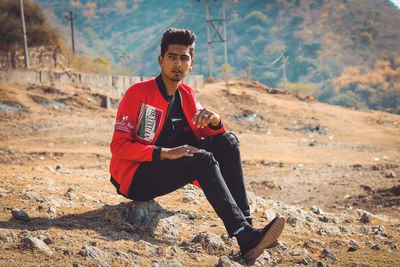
[{"xmin": 174, "ymin": 58, "xmax": 182, "ymax": 66}]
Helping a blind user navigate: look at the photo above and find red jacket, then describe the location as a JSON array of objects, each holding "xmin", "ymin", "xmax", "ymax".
[{"xmin": 109, "ymin": 77, "xmax": 226, "ymax": 196}]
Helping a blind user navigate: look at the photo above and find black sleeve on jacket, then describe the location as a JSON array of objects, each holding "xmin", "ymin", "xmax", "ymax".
[
  {"xmin": 208, "ymin": 120, "xmax": 223, "ymax": 130},
  {"xmin": 152, "ymin": 146, "xmax": 162, "ymax": 161}
]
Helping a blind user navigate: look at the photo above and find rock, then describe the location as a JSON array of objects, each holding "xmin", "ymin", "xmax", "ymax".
[
  {"xmin": 384, "ymin": 241, "xmax": 397, "ymax": 250},
  {"xmin": 299, "ymin": 256, "xmax": 315, "ymax": 265},
  {"xmin": 112, "ymin": 251, "xmax": 139, "ymax": 265},
  {"xmin": 156, "ymin": 215, "xmax": 181, "ymax": 237},
  {"xmin": 318, "ymin": 226, "xmax": 340, "ymax": 235},
  {"xmin": 182, "ymin": 189, "xmax": 199, "ymax": 204},
  {"xmin": 322, "ymin": 247, "xmax": 336, "ymax": 261},
  {"xmin": 254, "ymin": 250, "xmax": 271, "ymax": 265},
  {"xmin": 157, "ymin": 260, "xmax": 183, "ymax": 267},
  {"xmin": 360, "ymin": 213, "xmax": 371, "ymax": 224},
  {"xmin": 11, "ymin": 208, "xmax": 30, "ymax": 222},
  {"xmin": 217, "ymin": 256, "xmax": 241, "ymax": 267},
  {"xmin": 384, "ymin": 171, "xmax": 396, "ymax": 178},
  {"xmin": 316, "ymin": 261, "xmax": 329, "ymax": 267},
  {"xmin": 348, "ymin": 239, "xmax": 359, "ymax": 251},
  {"xmin": 290, "ymin": 248, "xmax": 307, "ymax": 256},
  {"xmin": 124, "ymin": 200, "xmax": 168, "ymax": 234},
  {"xmin": 371, "ymin": 244, "xmax": 382, "ymax": 250},
  {"xmin": 359, "ymin": 225, "xmax": 372, "ymax": 235},
  {"xmin": 310, "ymin": 206, "xmax": 324, "ymax": 215},
  {"xmin": 21, "ymin": 235, "xmax": 53, "ymax": 256},
  {"xmin": 318, "ymin": 216, "xmax": 336, "ymax": 223},
  {"xmin": 192, "ymin": 232, "xmax": 227, "ymax": 252},
  {"xmin": 64, "ymin": 188, "xmax": 79, "ymax": 200},
  {"xmin": 0, "ymin": 228, "xmax": 17, "ymax": 242},
  {"xmin": 372, "ymin": 225, "xmax": 386, "ymax": 235},
  {"xmin": 286, "ymin": 216, "xmax": 303, "ymax": 228},
  {"xmin": 264, "ymin": 209, "xmax": 277, "ymax": 220},
  {"xmin": 78, "ymin": 245, "xmax": 105, "ymax": 258}
]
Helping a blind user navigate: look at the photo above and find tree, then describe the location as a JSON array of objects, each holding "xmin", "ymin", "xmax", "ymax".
[{"xmin": 0, "ymin": 0, "xmax": 61, "ymax": 67}]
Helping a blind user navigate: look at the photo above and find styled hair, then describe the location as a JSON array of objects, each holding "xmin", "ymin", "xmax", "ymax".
[{"xmin": 160, "ymin": 28, "xmax": 196, "ymax": 58}]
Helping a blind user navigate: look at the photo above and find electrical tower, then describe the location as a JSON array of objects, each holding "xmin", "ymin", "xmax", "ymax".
[
  {"xmin": 64, "ymin": 11, "xmax": 78, "ymax": 53},
  {"xmin": 197, "ymin": 0, "xmax": 228, "ymax": 78}
]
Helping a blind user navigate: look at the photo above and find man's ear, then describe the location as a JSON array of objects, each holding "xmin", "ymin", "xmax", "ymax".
[
  {"xmin": 158, "ymin": 55, "xmax": 163, "ymax": 67},
  {"xmin": 189, "ymin": 59, "xmax": 194, "ymax": 72}
]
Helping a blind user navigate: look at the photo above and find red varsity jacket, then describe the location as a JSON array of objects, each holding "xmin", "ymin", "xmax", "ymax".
[{"xmin": 109, "ymin": 77, "xmax": 226, "ymax": 197}]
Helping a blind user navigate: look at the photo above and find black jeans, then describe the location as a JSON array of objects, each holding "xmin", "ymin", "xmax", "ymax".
[{"xmin": 128, "ymin": 132, "xmax": 251, "ymax": 236}]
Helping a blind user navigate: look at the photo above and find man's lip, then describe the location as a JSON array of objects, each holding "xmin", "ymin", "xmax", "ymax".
[{"xmin": 172, "ymin": 70, "xmax": 182, "ymax": 74}]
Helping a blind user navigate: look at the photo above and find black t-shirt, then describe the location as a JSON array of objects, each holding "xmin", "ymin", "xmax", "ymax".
[{"xmin": 152, "ymin": 75, "xmax": 188, "ymax": 160}]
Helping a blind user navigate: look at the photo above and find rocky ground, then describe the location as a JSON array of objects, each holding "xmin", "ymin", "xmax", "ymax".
[{"xmin": 0, "ymin": 80, "xmax": 399, "ymax": 266}]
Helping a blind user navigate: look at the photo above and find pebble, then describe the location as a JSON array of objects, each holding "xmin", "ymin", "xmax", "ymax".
[{"xmin": 11, "ymin": 208, "xmax": 30, "ymax": 222}]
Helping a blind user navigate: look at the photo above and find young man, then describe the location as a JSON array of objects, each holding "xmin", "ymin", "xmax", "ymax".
[{"xmin": 109, "ymin": 28, "xmax": 284, "ymax": 261}]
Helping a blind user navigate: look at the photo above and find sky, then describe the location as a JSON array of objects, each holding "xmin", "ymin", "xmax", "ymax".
[{"xmin": 389, "ymin": 0, "xmax": 400, "ymax": 8}]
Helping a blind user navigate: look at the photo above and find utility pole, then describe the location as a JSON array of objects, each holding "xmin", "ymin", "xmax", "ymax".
[
  {"xmin": 282, "ymin": 56, "xmax": 288, "ymax": 91},
  {"xmin": 19, "ymin": 0, "xmax": 29, "ymax": 68},
  {"xmin": 202, "ymin": 0, "xmax": 228, "ymax": 78},
  {"xmin": 64, "ymin": 11, "xmax": 77, "ymax": 53}
]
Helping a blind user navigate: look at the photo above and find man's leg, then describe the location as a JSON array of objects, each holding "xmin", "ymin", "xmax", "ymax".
[
  {"xmin": 127, "ymin": 152, "xmax": 248, "ymax": 237},
  {"xmin": 189, "ymin": 133, "xmax": 252, "ymax": 221}
]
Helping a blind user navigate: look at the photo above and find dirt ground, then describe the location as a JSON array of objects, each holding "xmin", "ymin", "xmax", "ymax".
[
  {"xmin": 1, "ymin": 80, "xmax": 399, "ymax": 217},
  {"xmin": 0, "ymin": 80, "xmax": 399, "ymax": 266}
]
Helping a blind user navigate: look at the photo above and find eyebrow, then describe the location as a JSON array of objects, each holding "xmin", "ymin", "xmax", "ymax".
[{"xmin": 166, "ymin": 52, "xmax": 190, "ymax": 57}]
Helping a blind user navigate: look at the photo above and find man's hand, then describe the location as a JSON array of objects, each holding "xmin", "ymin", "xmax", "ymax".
[
  {"xmin": 192, "ymin": 108, "xmax": 220, "ymax": 129},
  {"xmin": 160, "ymin": 145, "xmax": 205, "ymax": 160}
]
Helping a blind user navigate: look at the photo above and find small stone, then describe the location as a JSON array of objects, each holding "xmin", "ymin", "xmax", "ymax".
[
  {"xmin": 217, "ymin": 256, "xmax": 241, "ymax": 267},
  {"xmin": 310, "ymin": 206, "xmax": 324, "ymax": 215},
  {"xmin": 360, "ymin": 213, "xmax": 371, "ymax": 224},
  {"xmin": 11, "ymin": 208, "xmax": 30, "ymax": 222},
  {"xmin": 384, "ymin": 241, "xmax": 397, "ymax": 250},
  {"xmin": 316, "ymin": 261, "xmax": 329, "ymax": 267},
  {"xmin": 78, "ymin": 245, "xmax": 105, "ymax": 258},
  {"xmin": 384, "ymin": 171, "xmax": 396, "ymax": 178},
  {"xmin": 371, "ymin": 244, "xmax": 382, "ymax": 250},
  {"xmin": 322, "ymin": 247, "xmax": 336, "ymax": 261},
  {"xmin": 0, "ymin": 228, "xmax": 17, "ymax": 242}
]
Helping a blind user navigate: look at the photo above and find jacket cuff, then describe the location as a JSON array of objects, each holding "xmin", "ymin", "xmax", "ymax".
[
  {"xmin": 208, "ymin": 120, "xmax": 223, "ymax": 130},
  {"xmin": 152, "ymin": 146, "xmax": 162, "ymax": 161}
]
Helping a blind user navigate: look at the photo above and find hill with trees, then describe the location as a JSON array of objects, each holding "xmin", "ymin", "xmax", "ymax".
[{"xmin": 1, "ymin": 0, "xmax": 399, "ymax": 113}]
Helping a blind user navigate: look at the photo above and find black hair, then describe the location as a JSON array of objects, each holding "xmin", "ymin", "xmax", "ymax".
[{"xmin": 160, "ymin": 28, "xmax": 196, "ymax": 58}]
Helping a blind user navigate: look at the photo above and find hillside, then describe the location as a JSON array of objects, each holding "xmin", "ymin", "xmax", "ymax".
[
  {"xmin": 29, "ymin": 0, "xmax": 400, "ymax": 113},
  {"xmin": 0, "ymin": 80, "xmax": 399, "ymax": 266}
]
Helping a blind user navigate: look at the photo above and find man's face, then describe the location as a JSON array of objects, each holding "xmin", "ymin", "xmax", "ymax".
[{"xmin": 159, "ymin": 44, "xmax": 194, "ymax": 82}]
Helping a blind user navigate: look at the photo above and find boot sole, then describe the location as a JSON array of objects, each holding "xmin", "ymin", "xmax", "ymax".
[{"xmin": 242, "ymin": 216, "xmax": 285, "ymax": 261}]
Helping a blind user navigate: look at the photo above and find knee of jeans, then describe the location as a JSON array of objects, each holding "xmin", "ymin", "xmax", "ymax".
[
  {"xmin": 216, "ymin": 132, "xmax": 240, "ymax": 151},
  {"xmin": 193, "ymin": 151, "xmax": 218, "ymax": 168}
]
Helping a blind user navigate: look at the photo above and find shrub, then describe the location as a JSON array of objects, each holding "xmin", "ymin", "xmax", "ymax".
[
  {"xmin": 0, "ymin": 0, "xmax": 61, "ymax": 51},
  {"xmin": 359, "ymin": 32, "xmax": 373, "ymax": 45}
]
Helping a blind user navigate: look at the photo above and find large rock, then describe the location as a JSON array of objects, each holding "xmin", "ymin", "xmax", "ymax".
[{"xmin": 124, "ymin": 200, "xmax": 169, "ymax": 235}]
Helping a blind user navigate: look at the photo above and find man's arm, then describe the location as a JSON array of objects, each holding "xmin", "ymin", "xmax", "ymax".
[{"xmin": 160, "ymin": 145, "xmax": 205, "ymax": 160}]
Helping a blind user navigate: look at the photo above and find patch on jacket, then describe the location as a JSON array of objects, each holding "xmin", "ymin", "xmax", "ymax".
[
  {"xmin": 115, "ymin": 115, "xmax": 135, "ymax": 134},
  {"xmin": 136, "ymin": 104, "xmax": 163, "ymax": 142}
]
